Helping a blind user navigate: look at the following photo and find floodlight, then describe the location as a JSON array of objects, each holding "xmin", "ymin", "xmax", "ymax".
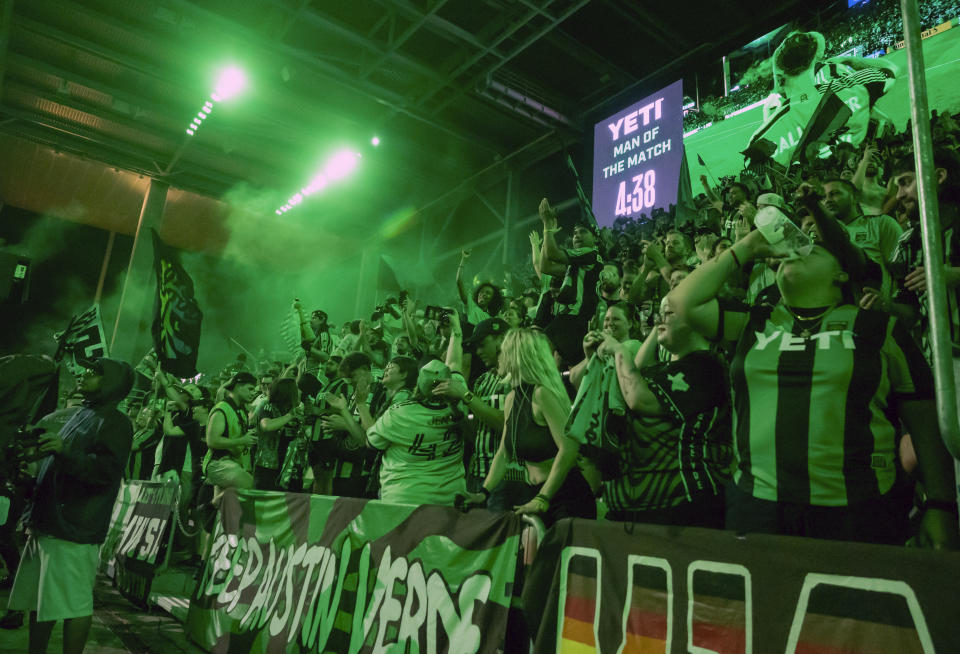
[
  {"xmin": 214, "ymin": 66, "xmax": 247, "ymax": 102},
  {"xmin": 324, "ymin": 150, "xmax": 359, "ymax": 181},
  {"xmin": 371, "ymin": 136, "xmax": 380, "ymax": 147}
]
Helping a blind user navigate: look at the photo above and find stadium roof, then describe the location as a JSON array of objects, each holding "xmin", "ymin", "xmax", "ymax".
[{"xmin": 0, "ymin": 0, "xmax": 836, "ymax": 250}]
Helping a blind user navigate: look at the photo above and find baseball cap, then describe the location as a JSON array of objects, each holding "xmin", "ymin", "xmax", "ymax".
[
  {"xmin": 224, "ymin": 371, "xmax": 257, "ymax": 390},
  {"xmin": 757, "ymin": 193, "xmax": 788, "ymax": 211},
  {"xmin": 464, "ymin": 318, "xmax": 510, "ymax": 347},
  {"xmin": 416, "ymin": 359, "xmax": 452, "ymax": 396}
]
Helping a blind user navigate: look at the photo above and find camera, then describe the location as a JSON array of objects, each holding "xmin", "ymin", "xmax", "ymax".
[{"xmin": 424, "ymin": 305, "xmax": 453, "ymax": 325}]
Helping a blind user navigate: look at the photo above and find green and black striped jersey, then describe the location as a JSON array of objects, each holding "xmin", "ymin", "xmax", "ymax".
[
  {"xmin": 603, "ymin": 350, "xmax": 734, "ymax": 513},
  {"xmin": 728, "ymin": 303, "xmax": 933, "ymax": 506}
]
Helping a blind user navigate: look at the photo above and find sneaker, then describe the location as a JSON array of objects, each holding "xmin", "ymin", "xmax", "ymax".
[{"xmin": 0, "ymin": 610, "xmax": 24, "ymax": 629}]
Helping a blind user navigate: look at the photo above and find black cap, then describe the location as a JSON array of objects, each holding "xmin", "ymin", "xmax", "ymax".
[
  {"xmin": 224, "ymin": 371, "xmax": 257, "ymax": 390},
  {"xmin": 464, "ymin": 318, "xmax": 510, "ymax": 347}
]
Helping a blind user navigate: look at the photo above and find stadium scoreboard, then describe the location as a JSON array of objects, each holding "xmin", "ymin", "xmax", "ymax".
[{"xmin": 592, "ymin": 80, "xmax": 684, "ymax": 227}]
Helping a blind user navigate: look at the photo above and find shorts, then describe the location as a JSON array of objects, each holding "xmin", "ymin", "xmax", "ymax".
[
  {"xmin": 204, "ymin": 458, "xmax": 253, "ymax": 490},
  {"xmin": 7, "ymin": 532, "xmax": 99, "ymax": 621}
]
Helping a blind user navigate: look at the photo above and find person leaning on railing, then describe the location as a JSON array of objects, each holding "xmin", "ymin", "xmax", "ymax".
[{"xmin": 665, "ymin": 192, "xmax": 959, "ymax": 548}]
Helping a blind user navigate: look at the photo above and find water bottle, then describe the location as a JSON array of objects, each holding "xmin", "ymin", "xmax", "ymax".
[{"xmin": 754, "ymin": 206, "xmax": 813, "ymax": 257}]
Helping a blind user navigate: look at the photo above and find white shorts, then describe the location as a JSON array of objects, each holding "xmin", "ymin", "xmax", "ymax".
[{"xmin": 7, "ymin": 532, "xmax": 100, "ymax": 622}]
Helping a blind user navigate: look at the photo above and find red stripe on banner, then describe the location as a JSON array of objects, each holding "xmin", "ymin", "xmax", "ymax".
[
  {"xmin": 625, "ymin": 608, "xmax": 669, "ymax": 639},
  {"xmin": 563, "ymin": 595, "xmax": 597, "ymax": 623},
  {"xmin": 691, "ymin": 620, "xmax": 748, "ymax": 652},
  {"xmin": 561, "ymin": 616, "xmax": 596, "ymax": 646}
]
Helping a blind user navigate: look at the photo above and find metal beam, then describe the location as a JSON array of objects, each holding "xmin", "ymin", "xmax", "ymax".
[
  {"xmin": 359, "ymin": 0, "xmax": 450, "ymax": 82},
  {"xmin": 163, "ymin": 0, "xmax": 500, "ymax": 153},
  {"xmin": 0, "ymin": 0, "xmax": 11, "ymax": 100},
  {"xmin": 0, "ymin": 105, "xmax": 238, "ymax": 197},
  {"xmin": 421, "ymin": 0, "xmax": 592, "ymax": 117},
  {"xmin": 13, "ymin": 14, "xmax": 176, "ymax": 89},
  {"xmin": 2, "ymin": 78, "xmax": 282, "ymax": 183},
  {"xmin": 900, "ymin": 0, "xmax": 960, "ymax": 460},
  {"xmin": 369, "ymin": 0, "xmax": 505, "ymax": 54},
  {"xmin": 263, "ymin": 0, "xmax": 447, "ymax": 85}
]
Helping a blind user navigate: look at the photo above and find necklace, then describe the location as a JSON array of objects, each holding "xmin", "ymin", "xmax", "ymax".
[{"xmin": 783, "ymin": 304, "xmax": 836, "ymax": 339}]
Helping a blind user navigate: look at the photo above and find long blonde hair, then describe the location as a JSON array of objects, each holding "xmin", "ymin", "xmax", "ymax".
[{"xmin": 498, "ymin": 328, "xmax": 568, "ymax": 406}]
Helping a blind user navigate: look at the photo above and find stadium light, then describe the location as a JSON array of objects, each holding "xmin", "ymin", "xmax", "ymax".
[
  {"xmin": 184, "ymin": 66, "xmax": 248, "ymax": 137},
  {"xmin": 212, "ymin": 66, "xmax": 248, "ymax": 102},
  {"xmin": 274, "ymin": 150, "xmax": 361, "ymax": 214},
  {"xmin": 324, "ymin": 150, "xmax": 360, "ymax": 181},
  {"xmin": 371, "ymin": 136, "xmax": 380, "ymax": 147}
]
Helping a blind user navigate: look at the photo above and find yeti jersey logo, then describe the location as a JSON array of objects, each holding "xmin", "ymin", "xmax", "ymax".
[{"xmin": 753, "ymin": 329, "xmax": 856, "ymax": 352}]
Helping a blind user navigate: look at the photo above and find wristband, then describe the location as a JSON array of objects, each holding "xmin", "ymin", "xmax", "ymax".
[
  {"xmin": 729, "ymin": 248, "xmax": 743, "ymax": 270},
  {"xmin": 924, "ymin": 498, "xmax": 959, "ymax": 517},
  {"xmin": 534, "ymin": 493, "xmax": 551, "ymax": 506},
  {"xmin": 462, "ymin": 390, "xmax": 475, "ymax": 404},
  {"xmin": 480, "ymin": 486, "xmax": 491, "ymax": 500}
]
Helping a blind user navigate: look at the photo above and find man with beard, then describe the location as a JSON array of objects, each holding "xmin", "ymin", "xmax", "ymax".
[
  {"xmin": 888, "ymin": 147, "xmax": 960, "ymax": 361},
  {"xmin": 7, "ymin": 357, "xmax": 134, "ymax": 654}
]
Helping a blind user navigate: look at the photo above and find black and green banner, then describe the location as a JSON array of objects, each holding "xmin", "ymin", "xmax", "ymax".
[
  {"xmin": 151, "ymin": 229, "xmax": 202, "ymax": 379},
  {"xmin": 186, "ymin": 490, "xmax": 524, "ymax": 653},
  {"xmin": 524, "ymin": 519, "xmax": 960, "ymax": 652}
]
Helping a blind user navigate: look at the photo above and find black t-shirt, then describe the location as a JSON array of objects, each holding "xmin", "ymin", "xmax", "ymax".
[{"xmin": 157, "ymin": 411, "xmax": 202, "ymax": 475}]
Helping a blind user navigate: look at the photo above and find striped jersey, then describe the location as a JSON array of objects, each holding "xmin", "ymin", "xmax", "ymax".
[
  {"xmin": 728, "ymin": 303, "xmax": 933, "ymax": 506},
  {"xmin": 467, "ymin": 370, "xmax": 513, "ymax": 480},
  {"xmin": 603, "ymin": 350, "xmax": 733, "ymax": 513}
]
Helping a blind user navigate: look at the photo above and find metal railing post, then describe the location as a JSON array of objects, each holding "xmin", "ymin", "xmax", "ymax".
[{"xmin": 900, "ymin": 0, "xmax": 960, "ymax": 466}]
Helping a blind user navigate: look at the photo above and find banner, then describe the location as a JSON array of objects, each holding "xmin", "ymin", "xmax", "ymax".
[
  {"xmin": 186, "ymin": 490, "xmax": 524, "ymax": 653},
  {"xmin": 102, "ymin": 480, "xmax": 178, "ymax": 606},
  {"xmin": 889, "ymin": 19, "xmax": 955, "ymax": 51},
  {"xmin": 523, "ymin": 519, "xmax": 960, "ymax": 652},
  {"xmin": 54, "ymin": 304, "xmax": 109, "ymax": 376},
  {"xmin": 151, "ymin": 229, "xmax": 203, "ymax": 378}
]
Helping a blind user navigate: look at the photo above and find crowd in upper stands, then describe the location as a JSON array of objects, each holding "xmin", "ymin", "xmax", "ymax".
[{"xmin": 682, "ymin": 0, "xmax": 960, "ymax": 132}]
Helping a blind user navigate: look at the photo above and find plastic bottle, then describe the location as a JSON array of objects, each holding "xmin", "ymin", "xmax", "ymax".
[{"xmin": 753, "ymin": 206, "xmax": 813, "ymax": 257}]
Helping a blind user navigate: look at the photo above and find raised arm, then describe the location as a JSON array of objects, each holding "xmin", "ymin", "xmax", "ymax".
[
  {"xmin": 456, "ymin": 250, "xmax": 471, "ymax": 306},
  {"xmin": 293, "ymin": 299, "xmax": 317, "ymax": 342},
  {"xmin": 444, "ymin": 309, "xmax": 464, "ymax": 373},
  {"xmin": 664, "ymin": 231, "xmax": 767, "ymax": 341},
  {"xmin": 539, "ymin": 198, "xmax": 571, "ymax": 273}
]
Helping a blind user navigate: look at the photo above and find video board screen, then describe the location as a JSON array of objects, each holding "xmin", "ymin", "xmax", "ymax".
[{"xmin": 592, "ymin": 79, "xmax": 683, "ymax": 227}]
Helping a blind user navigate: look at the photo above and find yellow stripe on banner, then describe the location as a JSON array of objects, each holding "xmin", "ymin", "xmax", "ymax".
[
  {"xmin": 561, "ymin": 616, "xmax": 596, "ymax": 645},
  {"xmin": 559, "ymin": 639, "xmax": 599, "ymax": 654},
  {"xmin": 623, "ymin": 633, "xmax": 667, "ymax": 653}
]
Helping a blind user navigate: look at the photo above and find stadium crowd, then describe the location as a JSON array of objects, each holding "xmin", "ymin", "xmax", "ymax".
[
  {"xmin": 682, "ymin": 0, "xmax": 960, "ymax": 132},
  {"xmin": 3, "ymin": 24, "xmax": 960, "ymax": 654}
]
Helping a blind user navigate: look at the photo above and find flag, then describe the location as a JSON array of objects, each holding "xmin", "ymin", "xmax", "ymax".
[
  {"xmin": 788, "ymin": 90, "xmax": 853, "ymax": 167},
  {"xmin": 675, "ymin": 148, "xmax": 698, "ymax": 228},
  {"xmin": 697, "ymin": 153, "xmax": 706, "ymax": 167},
  {"xmin": 377, "ymin": 255, "xmax": 402, "ymax": 292},
  {"xmin": 54, "ymin": 304, "xmax": 109, "ymax": 374},
  {"xmin": 151, "ymin": 230, "xmax": 202, "ymax": 378},
  {"xmin": 565, "ymin": 154, "xmax": 600, "ymax": 230}
]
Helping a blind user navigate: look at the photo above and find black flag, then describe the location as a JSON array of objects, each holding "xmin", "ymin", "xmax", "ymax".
[
  {"xmin": 565, "ymin": 154, "xmax": 600, "ymax": 231},
  {"xmin": 151, "ymin": 230, "xmax": 202, "ymax": 378},
  {"xmin": 697, "ymin": 153, "xmax": 706, "ymax": 167}
]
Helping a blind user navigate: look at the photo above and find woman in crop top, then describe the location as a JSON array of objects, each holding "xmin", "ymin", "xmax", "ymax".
[{"xmin": 476, "ymin": 328, "xmax": 596, "ymax": 525}]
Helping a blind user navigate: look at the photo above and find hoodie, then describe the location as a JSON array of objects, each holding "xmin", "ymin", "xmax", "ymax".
[{"xmin": 26, "ymin": 357, "xmax": 135, "ymax": 544}]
